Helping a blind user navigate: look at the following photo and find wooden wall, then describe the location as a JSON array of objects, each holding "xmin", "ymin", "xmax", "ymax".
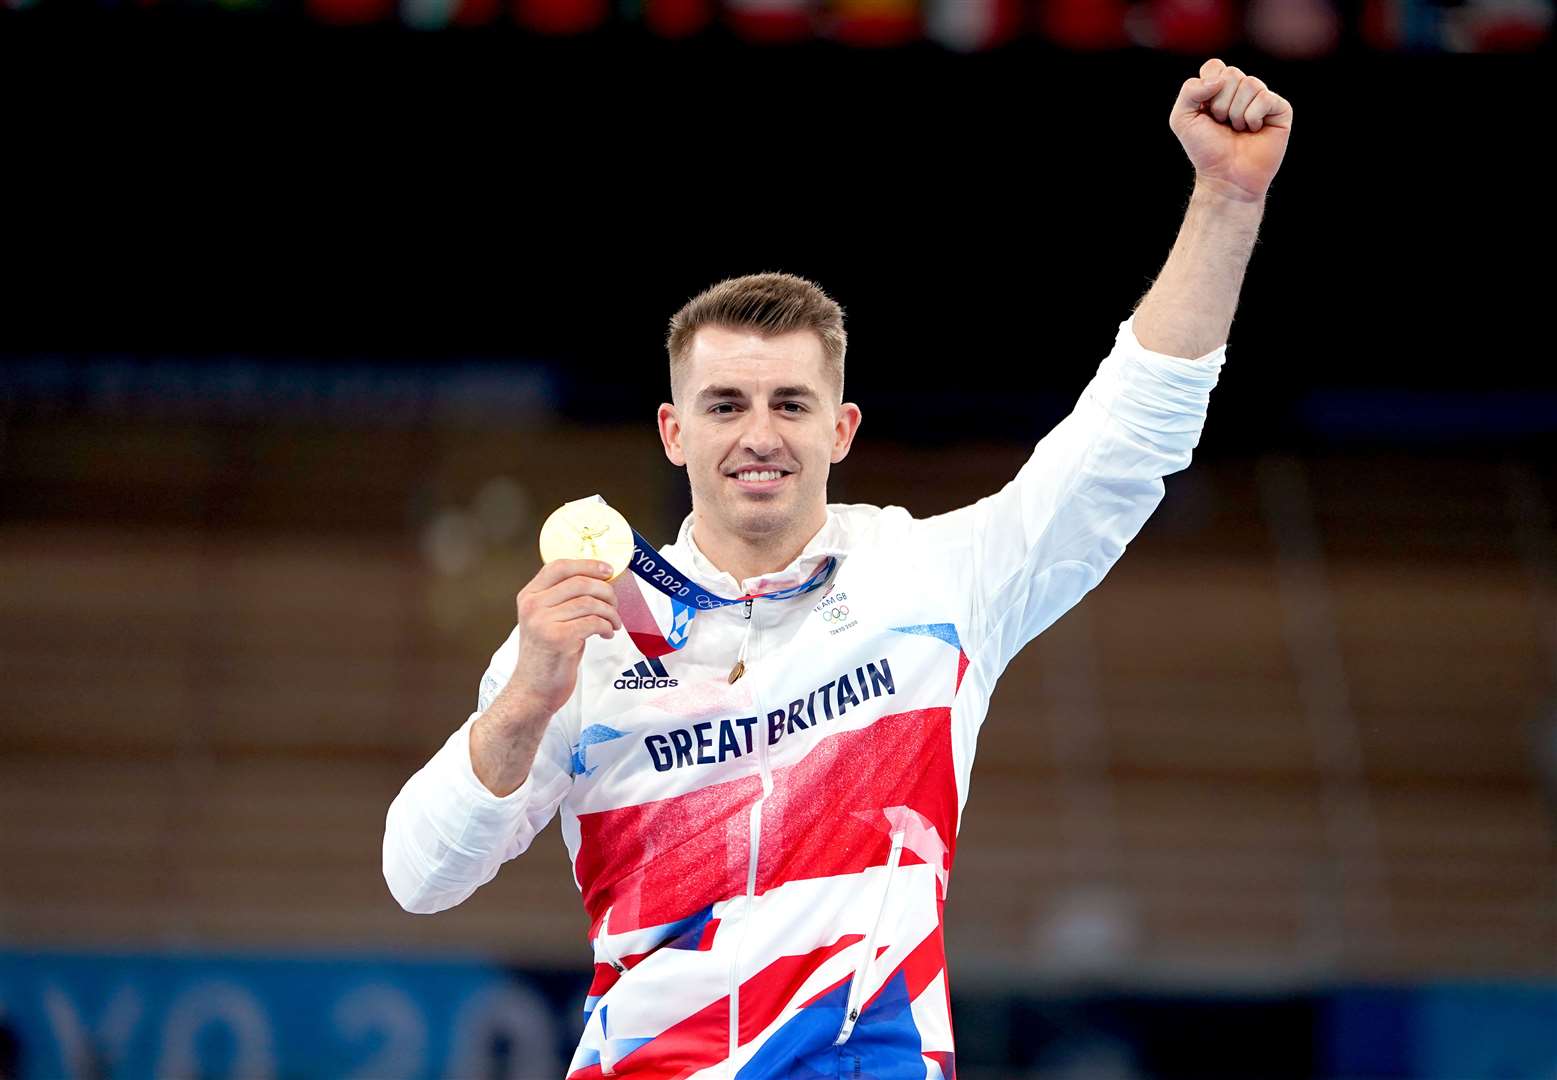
[{"xmin": 2, "ymin": 418, "xmax": 1552, "ymax": 983}]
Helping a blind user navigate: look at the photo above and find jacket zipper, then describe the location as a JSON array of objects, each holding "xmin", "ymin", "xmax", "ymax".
[
  {"xmin": 595, "ymin": 905, "xmax": 627, "ymax": 973},
  {"xmin": 833, "ymin": 829, "xmax": 906, "ymax": 1046},
  {"xmin": 593, "ymin": 905, "xmax": 628, "ymax": 1075},
  {"xmin": 729, "ymin": 596, "xmax": 769, "ymax": 1073}
]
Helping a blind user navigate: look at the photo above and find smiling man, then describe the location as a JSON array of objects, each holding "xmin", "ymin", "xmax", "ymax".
[
  {"xmin": 660, "ymin": 319, "xmax": 860, "ymax": 589},
  {"xmin": 384, "ymin": 59, "xmax": 1292, "ymax": 1078}
]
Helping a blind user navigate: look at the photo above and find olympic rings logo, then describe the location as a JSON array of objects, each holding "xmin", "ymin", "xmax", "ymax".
[{"xmin": 822, "ymin": 606, "xmax": 850, "ymax": 622}]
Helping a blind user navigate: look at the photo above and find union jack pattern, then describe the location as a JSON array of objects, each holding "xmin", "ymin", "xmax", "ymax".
[{"xmin": 383, "ymin": 313, "xmax": 1226, "ymax": 1077}]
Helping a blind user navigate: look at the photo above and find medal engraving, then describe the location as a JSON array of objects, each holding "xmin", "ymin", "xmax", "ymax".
[{"xmin": 539, "ymin": 496, "xmax": 634, "ymax": 580}]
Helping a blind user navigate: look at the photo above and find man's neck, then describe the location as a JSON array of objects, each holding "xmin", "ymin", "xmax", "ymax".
[{"xmin": 691, "ymin": 510, "xmax": 827, "ymax": 586}]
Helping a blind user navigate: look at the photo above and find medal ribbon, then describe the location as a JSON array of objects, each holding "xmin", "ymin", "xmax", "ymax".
[{"xmin": 618, "ymin": 527, "xmax": 836, "ymax": 657}]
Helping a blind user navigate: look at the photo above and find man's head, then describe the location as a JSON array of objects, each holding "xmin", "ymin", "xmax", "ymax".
[{"xmin": 657, "ymin": 272, "xmax": 862, "ymax": 559}]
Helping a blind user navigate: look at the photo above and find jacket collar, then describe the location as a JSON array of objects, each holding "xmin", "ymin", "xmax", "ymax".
[{"xmin": 671, "ymin": 506, "xmax": 849, "ymax": 597}]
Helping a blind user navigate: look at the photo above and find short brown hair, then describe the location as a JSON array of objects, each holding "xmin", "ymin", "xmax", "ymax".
[{"xmin": 666, "ymin": 272, "xmax": 847, "ymax": 403}]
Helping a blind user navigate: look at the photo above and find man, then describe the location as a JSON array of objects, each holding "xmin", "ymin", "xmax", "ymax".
[{"xmin": 384, "ymin": 58, "xmax": 1291, "ymax": 1077}]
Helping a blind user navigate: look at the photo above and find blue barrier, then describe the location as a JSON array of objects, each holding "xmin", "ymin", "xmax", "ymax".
[
  {"xmin": 2, "ymin": 949, "xmax": 1553, "ymax": 1078},
  {"xmin": 0, "ymin": 949, "xmax": 587, "ymax": 1079}
]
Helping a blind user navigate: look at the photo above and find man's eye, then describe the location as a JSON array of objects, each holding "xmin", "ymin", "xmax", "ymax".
[
  {"xmin": 779, "ymin": 402, "xmax": 806, "ymax": 413},
  {"xmin": 710, "ymin": 403, "xmax": 737, "ymax": 414}
]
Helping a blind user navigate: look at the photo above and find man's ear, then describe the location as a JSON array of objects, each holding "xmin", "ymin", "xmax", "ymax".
[
  {"xmin": 830, "ymin": 402, "xmax": 863, "ymax": 465},
  {"xmin": 658, "ymin": 402, "xmax": 686, "ymax": 467}
]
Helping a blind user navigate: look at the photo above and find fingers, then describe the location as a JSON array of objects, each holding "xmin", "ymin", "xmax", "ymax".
[
  {"xmin": 552, "ymin": 615, "xmax": 618, "ymax": 644},
  {"xmin": 1226, "ymin": 74, "xmax": 1266, "ymax": 131},
  {"xmin": 536, "ymin": 574, "xmax": 619, "ymax": 610},
  {"xmin": 1187, "ymin": 59, "xmax": 1288, "ymax": 133},
  {"xmin": 1207, "ymin": 64, "xmax": 1245, "ymax": 122},
  {"xmin": 530, "ymin": 612, "xmax": 619, "ymax": 648},
  {"xmin": 527, "ymin": 558, "xmax": 616, "ymax": 593},
  {"xmin": 575, "ymin": 616, "xmax": 618, "ymax": 641},
  {"xmin": 1176, "ymin": 58, "xmax": 1237, "ymax": 121},
  {"xmin": 518, "ymin": 559, "xmax": 621, "ymax": 640},
  {"xmin": 1245, "ymin": 88, "xmax": 1293, "ymax": 132},
  {"xmin": 1178, "ymin": 58, "xmax": 1226, "ymax": 112},
  {"xmin": 1177, "ymin": 73, "xmax": 1223, "ymax": 113},
  {"xmin": 547, "ymin": 596, "xmax": 624, "ymax": 633}
]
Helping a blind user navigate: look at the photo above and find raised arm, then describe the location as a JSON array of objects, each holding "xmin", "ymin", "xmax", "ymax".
[
  {"xmin": 1134, "ymin": 58, "xmax": 1293, "ymax": 360},
  {"xmin": 900, "ymin": 60, "xmax": 1293, "ymax": 674}
]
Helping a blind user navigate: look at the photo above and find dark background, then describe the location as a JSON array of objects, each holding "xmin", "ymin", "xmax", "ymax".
[{"xmin": 4, "ymin": 31, "xmax": 1549, "ymax": 449}]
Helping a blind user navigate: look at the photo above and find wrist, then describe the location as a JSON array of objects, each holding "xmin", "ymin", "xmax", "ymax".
[
  {"xmin": 1193, "ymin": 175, "xmax": 1266, "ymax": 209},
  {"xmin": 481, "ymin": 679, "xmax": 556, "ymax": 734}
]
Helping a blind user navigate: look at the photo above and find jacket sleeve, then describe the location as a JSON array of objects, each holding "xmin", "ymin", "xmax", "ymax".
[
  {"xmin": 907, "ymin": 313, "xmax": 1226, "ymax": 676},
  {"xmin": 382, "ymin": 624, "xmax": 578, "ymax": 914}
]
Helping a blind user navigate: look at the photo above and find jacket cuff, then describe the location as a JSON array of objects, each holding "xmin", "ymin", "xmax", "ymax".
[
  {"xmin": 1120, "ymin": 312, "xmax": 1228, "ymax": 369},
  {"xmin": 430, "ymin": 715, "xmax": 535, "ymax": 846},
  {"xmin": 1091, "ymin": 314, "xmax": 1226, "ymax": 447}
]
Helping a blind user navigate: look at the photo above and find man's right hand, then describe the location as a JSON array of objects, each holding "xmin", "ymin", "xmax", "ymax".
[{"xmin": 508, "ymin": 559, "xmax": 623, "ymax": 718}]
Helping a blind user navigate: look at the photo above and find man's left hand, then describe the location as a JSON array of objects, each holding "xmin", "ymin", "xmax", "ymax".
[{"xmin": 1171, "ymin": 58, "xmax": 1294, "ymax": 203}]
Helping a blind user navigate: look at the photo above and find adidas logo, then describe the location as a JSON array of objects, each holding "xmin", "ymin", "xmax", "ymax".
[{"xmin": 614, "ymin": 657, "xmax": 678, "ymax": 690}]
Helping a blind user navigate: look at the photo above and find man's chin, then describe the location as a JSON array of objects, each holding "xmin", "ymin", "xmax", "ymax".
[{"xmin": 726, "ymin": 499, "xmax": 797, "ymax": 538}]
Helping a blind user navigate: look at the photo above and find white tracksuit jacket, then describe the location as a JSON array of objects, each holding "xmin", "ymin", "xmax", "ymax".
[{"xmin": 383, "ymin": 314, "xmax": 1226, "ymax": 1079}]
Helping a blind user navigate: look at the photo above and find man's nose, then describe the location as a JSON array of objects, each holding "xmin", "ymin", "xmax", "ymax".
[{"xmin": 739, "ymin": 408, "xmax": 783, "ymax": 457}]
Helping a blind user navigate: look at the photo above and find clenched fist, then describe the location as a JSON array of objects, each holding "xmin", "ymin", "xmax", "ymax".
[
  {"xmin": 1172, "ymin": 58, "xmax": 1294, "ymax": 203},
  {"xmin": 511, "ymin": 559, "xmax": 623, "ymax": 718}
]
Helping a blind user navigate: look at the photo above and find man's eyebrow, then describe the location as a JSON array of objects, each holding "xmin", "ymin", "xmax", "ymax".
[
  {"xmin": 771, "ymin": 385, "xmax": 819, "ymax": 401},
  {"xmin": 693, "ymin": 384, "xmax": 821, "ymax": 403}
]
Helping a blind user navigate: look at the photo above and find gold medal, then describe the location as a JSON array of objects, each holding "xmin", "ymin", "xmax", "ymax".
[{"xmin": 538, "ymin": 496, "xmax": 634, "ymax": 580}]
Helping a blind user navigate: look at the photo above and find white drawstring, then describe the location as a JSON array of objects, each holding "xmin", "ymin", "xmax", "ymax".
[{"xmin": 834, "ymin": 830, "xmax": 906, "ymax": 1046}]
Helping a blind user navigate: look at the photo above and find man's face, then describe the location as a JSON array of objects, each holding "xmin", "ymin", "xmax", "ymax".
[{"xmin": 658, "ymin": 325, "xmax": 861, "ymax": 548}]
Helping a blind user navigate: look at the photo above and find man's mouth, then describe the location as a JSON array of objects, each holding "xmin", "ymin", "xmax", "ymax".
[{"xmin": 728, "ymin": 467, "xmax": 792, "ymax": 490}]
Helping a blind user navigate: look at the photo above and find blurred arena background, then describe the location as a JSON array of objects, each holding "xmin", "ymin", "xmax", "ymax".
[{"xmin": 1, "ymin": 0, "xmax": 1554, "ymax": 1076}]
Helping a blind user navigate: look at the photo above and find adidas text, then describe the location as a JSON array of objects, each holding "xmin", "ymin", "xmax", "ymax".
[
  {"xmin": 616, "ymin": 658, "xmax": 677, "ymax": 690},
  {"xmin": 615, "ymin": 676, "xmax": 679, "ymax": 690}
]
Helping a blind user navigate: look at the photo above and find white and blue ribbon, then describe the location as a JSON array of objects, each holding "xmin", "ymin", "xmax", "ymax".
[{"xmin": 623, "ymin": 527, "xmax": 835, "ymax": 655}]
